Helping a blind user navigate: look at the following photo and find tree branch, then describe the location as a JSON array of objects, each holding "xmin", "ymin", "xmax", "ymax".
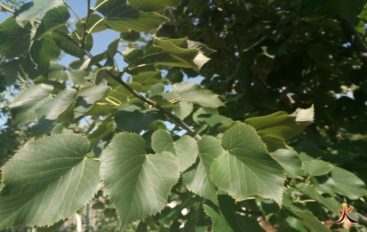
[{"xmin": 60, "ymin": 32, "xmax": 201, "ymax": 140}]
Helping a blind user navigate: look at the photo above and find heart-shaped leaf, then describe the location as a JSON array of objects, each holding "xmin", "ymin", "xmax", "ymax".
[
  {"xmin": 0, "ymin": 135, "xmax": 100, "ymax": 228},
  {"xmin": 100, "ymin": 133, "xmax": 180, "ymax": 226}
]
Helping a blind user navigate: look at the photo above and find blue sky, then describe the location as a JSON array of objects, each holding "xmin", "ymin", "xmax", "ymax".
[{"xmin": 61, "ymin": 0, "xmax": 122, "ymax": 66}]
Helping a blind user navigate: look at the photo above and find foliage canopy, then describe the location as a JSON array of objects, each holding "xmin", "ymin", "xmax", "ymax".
[{"xmin": 0, "ymin": 0, "xmax": 367, "ymax": 231}]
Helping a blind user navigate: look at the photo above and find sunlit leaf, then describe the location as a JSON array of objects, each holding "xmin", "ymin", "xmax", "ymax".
[
  {"xmin": 152, "ymin": 129, "xmax": 198, "ymax": 172},
  {"xmin": 0, "ymin": 135, "xmax": 100, "ymax": 227},
  {"xmin": 100, "ymin": 133, "xmax": 180, "ymax": 226},
  {"xmin": 211, "ymin": 124, "xmax": 285, "ymax": 204}
]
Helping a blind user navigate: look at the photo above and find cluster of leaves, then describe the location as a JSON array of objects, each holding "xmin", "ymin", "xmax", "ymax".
[{"xmin": 0, "ymin": 0, "xmax": 366, "ymax": 231}]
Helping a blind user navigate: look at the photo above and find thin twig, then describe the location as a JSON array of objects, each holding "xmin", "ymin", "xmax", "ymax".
[
  {"xmin": 65, "ymin": 2, "xmax": 81, "ymax": 21},
  {"xmin": 0, "ymin": 2, "xmax": 15, "ymax": 13},
  {"xmin": 59, "ymin": 32, "xmax": 201, "ymax": 140}
]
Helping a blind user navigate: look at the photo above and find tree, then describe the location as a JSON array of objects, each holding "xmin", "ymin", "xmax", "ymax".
[{"xmin": 0, "ymin": 0, "xmax": 366, "ymax": 231}]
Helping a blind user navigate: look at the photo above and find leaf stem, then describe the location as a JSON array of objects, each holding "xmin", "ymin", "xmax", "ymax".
[
  {"xmin": 93, "ymin": 0, "xmax": 109, "ymax": 11},
  {"xmin": 0, "ymin": 2, "xmax": 15, "ymax": 13},
  {"xmin": 86, "ymin": 17, "xmax": 103, "ymax": 34},
  {"xmin": 59, "ymin": 33, "xmax": 201, "ymax": 140}
]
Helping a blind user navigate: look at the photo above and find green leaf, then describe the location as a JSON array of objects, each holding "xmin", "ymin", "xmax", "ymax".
[
  {"xmin": 9, "ymin": 84, "xmax": 54, "ymax": 124},
  {"xmin": 317, "ymin": 167, "xmax": 367, "ymax": 199},
  {"xmin": 74, "ymin": 84, "xmax": 109, "ymax": 118},
  {"xmin": 53, "ymin": 27, "xmax": 85, "ymax": 58},
  {"xmin": 16, "ymin": 0, "xmax": 64, "ymax": 26},
  {"xmin": 47, "ymin": 63, "xmax": 68, "ymax": 81},
  {"xmin": 211, "ymin": 124, "xmax": 285, "ymax": 204},
  {"xmin": 88, "ymin": 120, "xmax": 116, "ymax": 144},
  {"xmin": 183, "ymin": 136, "xmax": 223, "ymax": 203},
  {"xmin": 115, "ymin": 105, "xmax": 162, "ymax": 133},
  {"xmin": 95, "ymin": 0, "xmax": 138, "ymax": 18},
  {"xmin": 152, "ymin": 38, "xmax": 212, "ymax": 70},
  {"xmin": 33, "ymin": 6, "xmax": 70, "ymax": 40},
  {"xmin": 100, "ymin": 133, "xmax": 180, "ymax": 226},
  {"xmin": 67, "ymin": 69, "xmax": 90, "ymax": 86},
  {"xmin": 218, "ymin": 194, "xmax": 265, "ymax": 232},
  {"xmin": 0, "ymin": 135, "xmax": 100, "ymax": 227},
  {"xmin": 0, "ymin": 17, "xmax": 31, "ymax": 58},
  {"xmin": 297, "ymin": 183, "xmax": 340, "ymax": 213},
  {"xmin": 203, "ymin": 205, "xmax": 233, "ymax": 232},
  {"xmin": 97, "ymin": 0, "xmax": 168, "ymax": 35},
  {"xmin": 182, "ymin": 161, "xmax": 217, "ymax": 203},
  {"xmin": 270, "ymin": 149, "xmax": 304, "ymax": 178},
  {"xmin": 0, "ymin": 59, "xmax": 22, "ymax": 86},
  {"xmin": 105, "ymin": 12, "xmax": 167, "ymax": 32},
  {"xmin": 282, "ymin": 195, "xmax": 330, "ymax": 232},
  {"xmin": 245, "ymin": 106, "xmax": 314, "ymax": 151},
  {"xmin": 128, "ymin": 0, "xmax": 179, "ymax": 11},
  {"xmin": 172, "ymin": 102, "xmax": 193, "ymax": 120},
  {"xmin": 193, "ymin": 107, "xmax": 233, "ymax": 128},
  {"xmin": 164, "ymin": 82, "xmax": 223, "ymax": 108},
  {"xmin": 302, "ymin": 159, "xmax": 333, "ymax": 177},
  {"xmin": 152, "ymin": 129, "xmax": 198, "ymax": 172},
  {"xmin": 132, "ymin": 71, "xmax": 162, "ymax": 91},
  {"xmin": 30, "ymin": 35, "xmax": 61, "ymax": 72},
  {"xmin": 37, "ymin": 88, "xmax": 76, "ymax": 120}
]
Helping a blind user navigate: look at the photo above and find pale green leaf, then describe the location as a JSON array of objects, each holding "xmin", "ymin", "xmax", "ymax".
[
  {"xmin": 9, "ymin": 84, "xmax": 54, "ymax": 124},
  {"xmin": 183, "ymin": 161, "xmax": 217, "ymax": 203},
  {"xmin": 152, "ymin": 129, "xmax": 198, "ymax": 172},
  {"xmin": 211, "ymin": 124, "xmax": 285, "ymax": 204},
  {"xmin": 173, "ymin": 101, "xmax": 193, "ymax": 120},
  {"xmin": 302, "ymin": 159, "xmax": 333, "ymax": 177},
  {"xmin": 317, "ymin": 167, "xmax": 367, "ymax": 199},
  {"xmin": 0, "ymin": 135, "xmax": 100, "ymax": 227},
  {"xmin": 100, "ymin": 133, "xmax": 180, "ymax": 226},
  {"xmin": 245, "ymin": 105, "xmax": 314, "ymax": 151},
  {"xmin": 37, "ymin": 88, "xmax": 76, "ymax": 120},
  {"xmin": 47, "ymin": 63, "xmax": 68, "ymax": 81},
  {"xmin": 164, "ymin": 82, "xmax": 223, "ymax": 108},
  {"xmin": 182, "ymin": 136, "xmax": 222, "ymax": 203},
  {"xmin": 270, "ymin": 149, "xmax": 304, "ymax": 178},
  {"xmin": 153, "ymin": 38, "xmax": 211, "ymax": 70}
]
